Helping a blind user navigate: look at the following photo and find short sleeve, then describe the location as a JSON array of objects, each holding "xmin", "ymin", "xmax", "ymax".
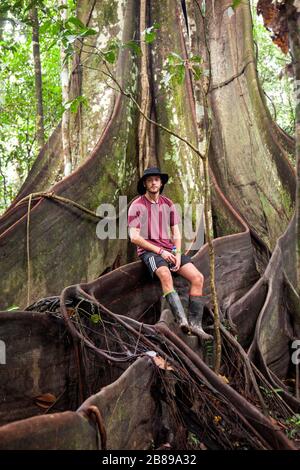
[
  {"xmin": 170, "ymin": 203, "xmax": 180, "ymax": 226},
  {"xmin": 128, "ymin": 202, "xmax": 142, "ymax": 229}
]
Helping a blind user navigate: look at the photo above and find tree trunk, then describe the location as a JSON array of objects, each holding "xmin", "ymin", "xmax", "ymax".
[
  {"xmin": 186, "ymin": 0, "xmax": 295, "ymax": 251},
  {"xmin": 0, "ymin": 0, "xmax": 204, "ymax": 309},
  {"xmin": 30, "ymin": 7, "xmax": 45, "ymax": 150},
  {"xmin": 287, "ymin": 2, "xmax": 300, "ymax": 295},
  {"xmin": 59, "ymin": 0, "xmax": 72, "ymax": 177}
]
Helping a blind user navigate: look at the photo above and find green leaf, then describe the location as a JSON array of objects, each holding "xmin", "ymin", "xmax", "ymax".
[
  {"xmin": 143, "ymin": 23, "xmax": 160, "ymax": 44},
  {"xmin": 163, "ymin": 52, "xmax": 187, "ymax": 86},
  {"xmin": 66, "ymin": 16, "xmax": 86, "ymax": 30},
  {"xmin": 80, "ymin": 28, "xmax": 97, "ymax": 37},
  {"xmin": 103, "ymin": 49, "xmax": 117, "ymax": 64},
  {"xmin": 24, "ymin": 0, "xmax": 40, "ymax": 13},
  {"xmin": 190, "ymin": 54, "xmax": 202, "ymax": 64},
  {"xmin": 103, "ymin": 39, "xmax": 121, "ymax": 64},
  {"xmin": 39, "ymin": 20, "xmax": 52, "ymax": 34},
  {"xmin": 174, "ymin": 63, "xmax": 185, "ymax": 85},
  {"xmin": 192, "ymin": 65, "xmax": 202, "ymax": 81},
  {"xmin": 62, "ymin": 30, "xmax": 77, "ymax": 42},
  {"xmin": 70, "ymin": 96, "xmax": 88, "ymax": 113},
  {"xmin": 90, "ymin": 313, "xmax": 101, "ymax": 324},
  {"xmin": 124, "ymin": 40, "xmax": 141, "ymax": 55},
  {"xmin": 145, "ymin": 30, "xmax": 156, "ymax": 44},
  {"xmin": 0, "ymin": 3, "xmax": 11, "ymax": 15},
  {"xmin": 167, "ymin": 52, "xmax": 183, "ymax": 63},
  {"xmin": 232, "ymin": 0, "xmax": 242, "ymax": 9},
  {"xmin": 45, "ymin": 39, "xmax": 57, "ymax": 52},
  {"xmin": 6, "ymin": 305, "xmax": 20, "ymax": 311}
]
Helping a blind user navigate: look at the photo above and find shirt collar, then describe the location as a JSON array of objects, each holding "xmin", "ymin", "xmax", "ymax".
[{"xmin": 144, "ymin": 194, "xmax": 160, "ymax": 204}]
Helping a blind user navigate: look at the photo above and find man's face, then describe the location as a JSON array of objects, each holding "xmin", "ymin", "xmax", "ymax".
[{"xmin": 144, "ymin": 175, "xmax": 162, "ymax": 194}]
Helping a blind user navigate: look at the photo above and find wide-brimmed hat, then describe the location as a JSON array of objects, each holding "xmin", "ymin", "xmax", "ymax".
[{"xmin": 137, "ymin": 167, "xmax": 169, "ymax": 195}]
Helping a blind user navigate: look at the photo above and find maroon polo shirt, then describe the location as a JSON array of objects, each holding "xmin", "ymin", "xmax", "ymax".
[{"xmin": 128, "ymin": 194, "xmax": 180, "ymax": 256}]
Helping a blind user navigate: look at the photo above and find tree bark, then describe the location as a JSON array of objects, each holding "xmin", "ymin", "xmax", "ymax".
[
  {"xmin": 30, "ymin": 6, "xmax": 45, "ymax": 150},
  {"xmin": 189, "ymin": 0, "xmax": 295, "ymax": 251},
  {"xmin": 59, "ymin": 0, "xmax": 72, "ymax": 177},
  {"xmin": 0, "ymin": 0, "xmax": 205, "ymax": 309},
  {"xmin": 138, "ymin": 0, "xmax": 152, "ymax": 173},
  {"xmin": 287, "ymin": 2, "xmax": 300, "ymax": 295}
]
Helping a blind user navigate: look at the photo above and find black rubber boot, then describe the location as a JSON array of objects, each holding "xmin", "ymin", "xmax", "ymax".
[
  {"xmin": 188, "ymin": 295, "xmax": 213, "ymax": 341},
  {"xmin": 165, "ymin": 290, "xmax": 189, "ymax": 332}
]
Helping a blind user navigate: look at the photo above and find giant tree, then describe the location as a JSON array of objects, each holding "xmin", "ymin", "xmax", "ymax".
[{"xmin": 0, "ymin": 0, "xmax": 299, "ymax": 450}]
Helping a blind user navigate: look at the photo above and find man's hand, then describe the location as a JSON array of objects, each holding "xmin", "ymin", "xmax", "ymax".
[
  {"xmin": 170, "ymin": 253, "xmax": 181, "ymax": 272},
  {"xmin": 161, "ymin": 250, "xmax": 177, "ymax": 264}
]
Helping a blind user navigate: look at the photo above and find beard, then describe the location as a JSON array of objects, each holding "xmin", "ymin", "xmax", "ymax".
[{"xmin": 148, "ymin": 187, "xmax": 160, "ymax": 193}]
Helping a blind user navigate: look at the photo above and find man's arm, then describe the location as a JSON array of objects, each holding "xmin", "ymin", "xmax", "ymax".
[
  {"xmin": 129, "ymin": 227, "xmax": 176, "ymax": 263},
  {"xmin": 170, "ymin": 224, "xmax": 182, "ymax": 271},
  {"xmin": 170, "ymin": 224, "xmax": 181, "ymax": 253},
  {"xmin": 129, "ymin": 227, "xmax": 160, "ymax": 253}
]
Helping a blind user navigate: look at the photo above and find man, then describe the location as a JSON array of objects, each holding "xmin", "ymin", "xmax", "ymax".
[{"xmin": 128, "ymin": 167, "xmax": 211, "ymax": 340}]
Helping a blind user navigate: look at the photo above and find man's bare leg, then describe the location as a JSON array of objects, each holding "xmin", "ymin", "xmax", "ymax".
[
  {"xmin": 176, "ymin": 262, "xmax": 204, "ymax": 295},
  {"xmin": 155, "ymin": 266, "xmax": 174, "ymax": 294}
]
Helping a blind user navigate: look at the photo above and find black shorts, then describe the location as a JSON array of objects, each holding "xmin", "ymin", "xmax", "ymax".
[{"xmin": 139, "ymin": 251, "xmax": 193, "ymax": 278}]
